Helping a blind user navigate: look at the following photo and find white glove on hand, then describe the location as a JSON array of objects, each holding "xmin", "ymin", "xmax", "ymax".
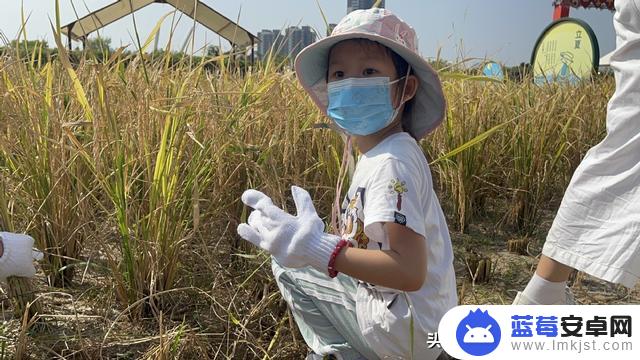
[
  {"xmin": 237, "ymin": 186, "xmax": 341, "ymax": 275},
  {"xmin": 0, "ymin": 232, "xmax": 43, "ymax": 282}
]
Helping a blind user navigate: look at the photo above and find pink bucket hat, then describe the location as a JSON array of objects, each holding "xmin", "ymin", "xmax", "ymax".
[{"xmin": 294, "ymin": 8, "xmax": 446, "ymax": 140}]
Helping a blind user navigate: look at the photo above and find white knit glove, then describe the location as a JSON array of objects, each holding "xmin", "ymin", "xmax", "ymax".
[
  {"xmin": 237, "ymin": 186, "xmax": 341, "ymax": 275},
  {"xmin": 0, "ymin": 232, "xmax": 43, "ymax": 282}
]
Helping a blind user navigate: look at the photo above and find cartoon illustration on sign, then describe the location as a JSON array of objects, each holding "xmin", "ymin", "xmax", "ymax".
[{"xmin": 558, "ymin": 51, "xmax": 579, "ymax": 84}]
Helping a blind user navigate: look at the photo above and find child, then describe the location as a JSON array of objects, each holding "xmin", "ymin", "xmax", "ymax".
[
  {"xmin": 514, "ymin": 0, "xmax": 640, "ymax": 305},
  {"xmin": 237, "ymin": 8, "xmax": 457, "ymax": 359}
]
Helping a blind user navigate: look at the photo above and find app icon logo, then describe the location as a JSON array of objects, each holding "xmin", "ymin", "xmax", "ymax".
[{"xmin": 456, "ymin": 308, "xmax": 501, "ymax": 356}]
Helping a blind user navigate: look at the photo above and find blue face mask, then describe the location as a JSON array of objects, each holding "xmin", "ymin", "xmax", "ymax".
[{"xmin": 327, "ymin": 76, "xmax": 405, "ymax": 136}]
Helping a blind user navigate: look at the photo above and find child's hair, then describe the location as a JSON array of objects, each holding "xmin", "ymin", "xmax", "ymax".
[
  {"xmin": 388, "ymin": 50, "xmax": 416, "ymax": 140},
  {"xmin": 327, "ymin": 39, "xmax": 416, "ymax": 139}
]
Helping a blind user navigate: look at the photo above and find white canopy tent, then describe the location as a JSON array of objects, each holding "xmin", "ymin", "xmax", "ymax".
[{"xmin": 61, "ymin": 0, "xmax": 257, "ymax": 59}]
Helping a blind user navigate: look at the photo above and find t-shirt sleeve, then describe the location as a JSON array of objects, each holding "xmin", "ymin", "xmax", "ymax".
[{"xmin": 363, "ymin": 158, "xmax": 428, "ymax": 243}]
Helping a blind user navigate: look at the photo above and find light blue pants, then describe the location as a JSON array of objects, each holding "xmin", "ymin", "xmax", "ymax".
[{"xmin": 271, "ymin": 257, "xmax": 380, "ymax": 360}]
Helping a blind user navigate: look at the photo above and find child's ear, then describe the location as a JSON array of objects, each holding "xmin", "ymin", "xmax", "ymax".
[{"xmin": 402, "ymin": 75, "xmax": 419, "ymax": 103}]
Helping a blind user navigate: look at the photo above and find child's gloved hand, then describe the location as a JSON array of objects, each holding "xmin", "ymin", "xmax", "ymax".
[
  {"xmin": 237, "ymin": 186, "xmax": 340, "ymax": 275},
  {"xmin": 0, "ymin": 232, "xmax": 43, "ymax": 282}
]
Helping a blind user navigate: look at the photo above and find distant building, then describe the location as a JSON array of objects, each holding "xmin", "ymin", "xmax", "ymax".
[
  {"xmin": 257, "ymin": 26, "xmax": 316, "ymax": 60},
  {"xmin": 328, "ymin": 23, "xmax": 337, "ymax": 36},
  {"xmin": 300, "ymin": 26, "xmax": 315, "ymax": 54},
  {"xmin": 273, "ymin": 29, "xmax": 286, "ymax": 57},
  {"xmin": 287, "ymin": 26, "xmax": 303, "ymax": 60},
  {"xmin": 347, "ymin": 0, "xmax": 385, "ymax": 14},
  {"xmin": 257, "ymin": 30, "xmax": 274, "ymax": 59}
]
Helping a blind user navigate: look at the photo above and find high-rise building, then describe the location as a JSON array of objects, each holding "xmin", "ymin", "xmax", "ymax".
[
  {"xmin": 256, "ymin": 26, "xmax": 316, "ymax": 61},
  {"xmin": 286, "ymin": 26, "xmax": 316, "ymax": 60},
  {"xmin": 301, "ymin": 26, "xmax": 315, "ymax": 52},
  {"xmin": 257, "ymin": 30, "xmax": 274, "ymax": 59},
  {"xmin": 272, "ymin": 29, "xmax": 286, "ymax": 57},
  {"xmin": 347, "ymin": 0, "xmax": 384, "ymax": 14},
  {"xmin": 286, "ymin": 26, "xmax": 303, "ymax": 60}
]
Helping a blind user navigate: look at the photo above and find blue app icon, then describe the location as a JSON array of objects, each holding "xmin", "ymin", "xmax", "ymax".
[{"xmin": 456, "ymin": 308, "xmax": 501, "ymax": 356}]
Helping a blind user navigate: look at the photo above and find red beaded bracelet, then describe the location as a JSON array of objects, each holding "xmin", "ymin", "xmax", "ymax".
[{"xmin": 328, "ymin": 239, "xmax": 352, "ymax": 278}]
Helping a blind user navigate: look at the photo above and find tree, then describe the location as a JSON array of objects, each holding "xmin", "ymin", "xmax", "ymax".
[
  {"xmin": 206, "ymin": 45, "xmax": 220, "ymax": 57},
  {"xmin": 85, "ymin": 36, "xmax": 112, "ymax": 59}
]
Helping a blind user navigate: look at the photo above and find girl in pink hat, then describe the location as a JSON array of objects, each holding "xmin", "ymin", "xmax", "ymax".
[{"xmin": 237, "ymin": 8, "xmax": 457, "ymax": 360}]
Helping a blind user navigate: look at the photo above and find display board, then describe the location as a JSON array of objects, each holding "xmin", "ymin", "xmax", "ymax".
[
  {"xmin": 531, "ymin": 18, "xmax": 600, "ymax": 85},
  {"xmin": 482, "ymin": 62, "xmax": 504, "ymax": 80}
]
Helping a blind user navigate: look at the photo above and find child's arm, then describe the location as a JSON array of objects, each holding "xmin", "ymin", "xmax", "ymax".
[
  {"xmin": 334, "ymin": 157, "xmax": 431, "ymax": 292},
  {"xmin": 334, "ymin": 222, "xmax": 427, "ymax": 291},
  {"xmin": 237, "ymin": 182, "xmax": 430, "ymax": 292}
]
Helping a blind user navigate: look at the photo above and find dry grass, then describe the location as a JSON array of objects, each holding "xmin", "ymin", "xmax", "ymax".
[{"xmin": 0, "ymin": 27, "xmax": 638, "ymax": 359}]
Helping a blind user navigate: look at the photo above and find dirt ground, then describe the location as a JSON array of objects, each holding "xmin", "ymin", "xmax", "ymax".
[{"xmin": 2, "ymin": 208, "xmax": 639, "ymax": 359}]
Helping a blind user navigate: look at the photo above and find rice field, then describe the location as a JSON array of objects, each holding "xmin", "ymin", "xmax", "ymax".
[{"xmin": 0, "ymin": 32, "xmax": 639, "ymax": 359}]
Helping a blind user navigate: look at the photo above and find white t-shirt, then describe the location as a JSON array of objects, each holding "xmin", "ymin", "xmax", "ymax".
[{"xmin": 339, "ymin": 132, "xmax": 457, "ymax": 356}]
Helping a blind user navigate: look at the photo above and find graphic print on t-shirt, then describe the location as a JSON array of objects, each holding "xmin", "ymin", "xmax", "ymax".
[
  {"xmin": 387, "ymin": 178, "xmax": 408, "ymax": 211},
  {"xmin": 340, "ymin": 187, "xmax": 370, "ymax": 249}
]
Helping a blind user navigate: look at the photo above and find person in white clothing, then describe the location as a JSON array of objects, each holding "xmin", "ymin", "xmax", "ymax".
[
  {"xmin": 514, "ymin": 0, "xmax": 640, "ymax": 305},
  {"xmin": 236, "ymin": 8, "xmax": 458, "ymax": 360}
]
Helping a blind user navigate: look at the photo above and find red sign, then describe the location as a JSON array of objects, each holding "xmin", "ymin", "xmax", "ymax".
[
  {"xmin": 552, "ymin": 0, "xmax": 614, "ymax": 20},
  {"xmin": 553, "ymin": 0, "xmax": 615, "ymax": 10}
]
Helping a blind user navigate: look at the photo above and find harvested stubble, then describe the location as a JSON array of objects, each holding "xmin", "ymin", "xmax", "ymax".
[{"xmin": 507, "ymin": 238, "xmax": 531, "ymax": 255}]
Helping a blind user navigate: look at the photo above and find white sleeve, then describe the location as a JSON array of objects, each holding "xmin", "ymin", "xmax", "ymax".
[{"xmin": 362, "ymin": 158, "xmax": 428, "ymax": 243}]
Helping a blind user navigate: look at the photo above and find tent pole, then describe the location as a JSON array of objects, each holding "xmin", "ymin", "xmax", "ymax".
[
  {"xmin": 251, "ymin": 38, "xmax": 255, "ymax": 67},
  {"xmin": 67, "ymin": 23, "xmax": 74, "ymax": 51}
]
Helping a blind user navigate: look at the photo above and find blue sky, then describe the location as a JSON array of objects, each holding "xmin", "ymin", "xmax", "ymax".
[{"xmin": 0, "ymin": 0, "xmax": 617, "ymax": 66}]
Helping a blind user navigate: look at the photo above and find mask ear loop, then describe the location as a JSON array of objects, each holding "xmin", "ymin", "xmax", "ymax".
[
  {"xmin": 393, "ymin": 64, "xmax": 412, "ymax": 115},
  {"xmin": 330, "ymin": 135, "xmax": 352, "ymax": 236}
]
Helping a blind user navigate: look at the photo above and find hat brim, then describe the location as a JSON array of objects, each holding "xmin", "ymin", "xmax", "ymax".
[{"xmin": 294, "ymin": 32, "xmax": 446, "ymax": 139}]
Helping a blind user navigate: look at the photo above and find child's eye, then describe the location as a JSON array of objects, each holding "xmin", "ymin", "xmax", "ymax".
[
  {"xmin": 333, "ymin": 71, "xmax": 344, "ymax": 79},
  {"xmin": 363, "ymin": 68, "xmax": 377, "ymax": 76}
]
